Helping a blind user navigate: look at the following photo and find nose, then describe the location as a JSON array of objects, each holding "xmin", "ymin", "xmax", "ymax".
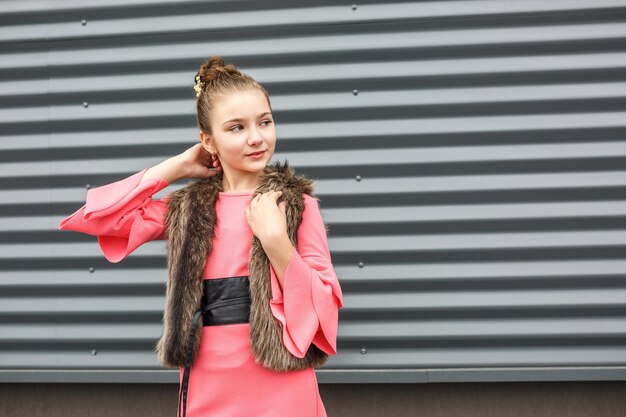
[{"xmin": 248, "ymin": 126, "xmax": 263, "ymax": 146}]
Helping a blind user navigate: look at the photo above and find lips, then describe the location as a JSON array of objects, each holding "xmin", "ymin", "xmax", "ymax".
[{"xmin": 247, "ymin": 150, "xmax": 266, "ymax": 156}]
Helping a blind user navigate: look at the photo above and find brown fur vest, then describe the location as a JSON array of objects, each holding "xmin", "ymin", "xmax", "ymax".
[{"xmin": 154, "ymin": 161, "xmax": 329, "ymax": 371}]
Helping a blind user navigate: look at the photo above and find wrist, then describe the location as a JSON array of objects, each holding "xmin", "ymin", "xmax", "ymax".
[
  {"xmin": 141, "ymin": 155, "xmax": 187, "ymax": 185},
  {"xmin": 261, "ymin": 233, "xmax": 294, "ymax": 290},
  {"xmin": 171, "ymin": 154, "xmax": 190, "ymax": 180},
  {"xmin": 261, "ymin": 232, "xmax": 292, "ymax": 251}
]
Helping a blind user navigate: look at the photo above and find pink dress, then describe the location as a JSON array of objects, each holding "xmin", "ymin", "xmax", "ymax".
[{"xmin": 58, "ymin": 168, "xmax": 344, "ymax": 417}]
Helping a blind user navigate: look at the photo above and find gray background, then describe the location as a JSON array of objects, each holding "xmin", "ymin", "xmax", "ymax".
[{"xmin": 1, "ymin": 0, "xmax": 626, "ymax": 415}]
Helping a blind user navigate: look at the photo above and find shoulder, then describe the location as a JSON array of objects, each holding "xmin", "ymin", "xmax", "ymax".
[
  {"xmin": 300, "ymin": 193, "xmax": 327, "ymax": 229},
  {"xmin": 302, "ymin": 192, "xmax": 319, "ymax": 204},
  {"xmin": 301, "ymin": 192, "xmax": 321, "ymax": 214},
  {"xmin": 297, "ymin": 193, "xmax": 331, "ymax": 244}
]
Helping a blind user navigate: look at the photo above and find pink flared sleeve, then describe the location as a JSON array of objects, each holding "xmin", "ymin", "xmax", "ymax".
[
  {"xmin": 57, "ymin": 168, "xmax": 170, "ymax": 263},
  {"xmin": 268, "ymin": 194, "xmax": 344, "ymax": 358}
]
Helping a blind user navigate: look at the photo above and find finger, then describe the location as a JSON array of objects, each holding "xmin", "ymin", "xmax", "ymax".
[{"xmin": 269, "ymin": 190, "xmax": 283, "ymax": 202}]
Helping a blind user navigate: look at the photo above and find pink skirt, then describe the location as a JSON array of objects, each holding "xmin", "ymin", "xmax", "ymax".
[{"xmin": 180, "ymin": 322, "xmax": 327, "ymax": 417}]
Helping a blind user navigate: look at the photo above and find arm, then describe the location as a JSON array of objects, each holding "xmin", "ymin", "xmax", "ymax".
[
  {"xmin": 260, "ymin": 234, "xmax": 293, "ymax": 290},
  {"xmin": 267, "ymin": 194, "xmax": 344, "ymax": 358},
  {"xmin": 58, "ymin": 155, "xmax": 188, "ymax": 263},
  {"xmin": 58, "ymin": 168, "xmax": 169, "ymax": 263}
]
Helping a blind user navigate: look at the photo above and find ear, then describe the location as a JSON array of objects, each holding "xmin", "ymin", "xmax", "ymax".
[{"xmin": 199, "ymin": 131, "xmax": 216, "ymax": 154}]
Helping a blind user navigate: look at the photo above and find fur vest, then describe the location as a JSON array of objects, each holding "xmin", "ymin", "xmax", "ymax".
[{"xmin": 154, "ymin": 161, "xmax": 329, "ymax": 371}]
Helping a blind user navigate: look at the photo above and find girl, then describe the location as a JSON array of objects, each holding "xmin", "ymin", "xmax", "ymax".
[{"xmin": 58, "ymin": 56, "xmax": 343, "ymax": 417}]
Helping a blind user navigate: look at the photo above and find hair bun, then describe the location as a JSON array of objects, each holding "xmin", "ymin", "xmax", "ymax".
[
  {"xmin": 193, "ymin": 56, "xmax": 242, "ymax": 97},
  {"xmin": 196, "ymin": 56, "xmax": 241, "ymax": 83}
]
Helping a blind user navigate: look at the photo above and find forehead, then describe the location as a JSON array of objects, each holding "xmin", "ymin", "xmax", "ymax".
[{"xmin": 212, "ymin": 89, "xmax": 270, "ymax": 119}]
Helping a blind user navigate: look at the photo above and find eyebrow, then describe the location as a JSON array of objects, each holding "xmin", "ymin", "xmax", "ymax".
[{"xmin": 222, "ymin": 112, "xmax": 272, "ymax": 126}]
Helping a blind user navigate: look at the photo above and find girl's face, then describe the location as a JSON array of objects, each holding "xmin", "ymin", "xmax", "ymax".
[{"xmin": 200, "ymin": 88, "xmax": 276, "ymax": 179}]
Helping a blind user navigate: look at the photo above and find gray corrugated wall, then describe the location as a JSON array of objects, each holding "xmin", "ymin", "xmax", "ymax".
[{"xmin": 1, "ymin": 0, "xmax": 626, "ymax": 384}]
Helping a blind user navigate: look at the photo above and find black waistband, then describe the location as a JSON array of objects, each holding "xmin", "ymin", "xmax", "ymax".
[
  {"xmin": 201, "ymin": 276, "xmax": 251, "ymax": 326},
  {"xmin": 178, "ymin": 275, "xmax": 252, "ymax": 417}
]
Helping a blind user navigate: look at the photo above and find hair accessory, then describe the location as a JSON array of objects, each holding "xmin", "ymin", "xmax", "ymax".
[{"xmin": 193, "ymin": 74, "xmax": 205, "ymax": 98}]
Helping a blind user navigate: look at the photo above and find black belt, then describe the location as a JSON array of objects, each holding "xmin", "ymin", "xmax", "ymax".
[{"xmin": 178, "ymin": 276, "xmax": 251, "ymax": 417}]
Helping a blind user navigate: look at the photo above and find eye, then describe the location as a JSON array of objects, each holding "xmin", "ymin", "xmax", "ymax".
[
  {"xmin": 261, "ymin": 119, "xmax": 273, "ymax": 126},
  {"xmin": 229, "ymin": 125, "xmax": 243, "ymax": 132}
]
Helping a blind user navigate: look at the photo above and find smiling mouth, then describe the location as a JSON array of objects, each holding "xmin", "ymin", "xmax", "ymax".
[{"xmin": 247, "ymin": 151, "xmax": 266, "ymax": 156}]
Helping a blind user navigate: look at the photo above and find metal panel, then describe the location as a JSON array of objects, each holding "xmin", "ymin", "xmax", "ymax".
[{"xmin": 1, "ymin": 0, "xmax": 626, "ymax": 383}]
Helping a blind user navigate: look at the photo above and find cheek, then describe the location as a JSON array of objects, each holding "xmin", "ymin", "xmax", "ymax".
[
  {"xmin": 265, "ymin": 129, "xmax": 277, "ymax": 148},
  {"xmin": 217, "ymin": 138, "xmax": 243, "ymax": 156}
]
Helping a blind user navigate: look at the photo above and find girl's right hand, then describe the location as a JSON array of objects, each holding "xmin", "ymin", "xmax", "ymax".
[{"xmin": 179, "ymin": 143, "xmax": 222, "ymax": 179}]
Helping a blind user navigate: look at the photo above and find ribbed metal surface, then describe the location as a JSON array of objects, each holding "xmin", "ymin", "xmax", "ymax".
[{"xmin": 2, "ymin": 0, "xmax": 626, "ymax": 383}]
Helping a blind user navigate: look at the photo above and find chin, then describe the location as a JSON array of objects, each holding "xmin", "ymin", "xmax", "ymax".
[{"xmin": 239, "ymin": 162, "xmax": 269, "ymax": 173}]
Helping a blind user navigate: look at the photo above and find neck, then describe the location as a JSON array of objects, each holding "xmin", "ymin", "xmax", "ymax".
[{"xmin": 220, "ymin": 168, "xmax": 264, "ymax": 192}]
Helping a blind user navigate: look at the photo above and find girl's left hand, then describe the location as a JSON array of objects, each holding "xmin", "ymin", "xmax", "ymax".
[{"xmin": 245, "ymin": 190, "xmax": 288, "ymax": 243}]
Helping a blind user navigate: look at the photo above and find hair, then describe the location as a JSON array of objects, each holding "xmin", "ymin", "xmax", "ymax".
[{"xmin": 194, "ymin": 56, "xmax": 272, "ymax": 135}]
